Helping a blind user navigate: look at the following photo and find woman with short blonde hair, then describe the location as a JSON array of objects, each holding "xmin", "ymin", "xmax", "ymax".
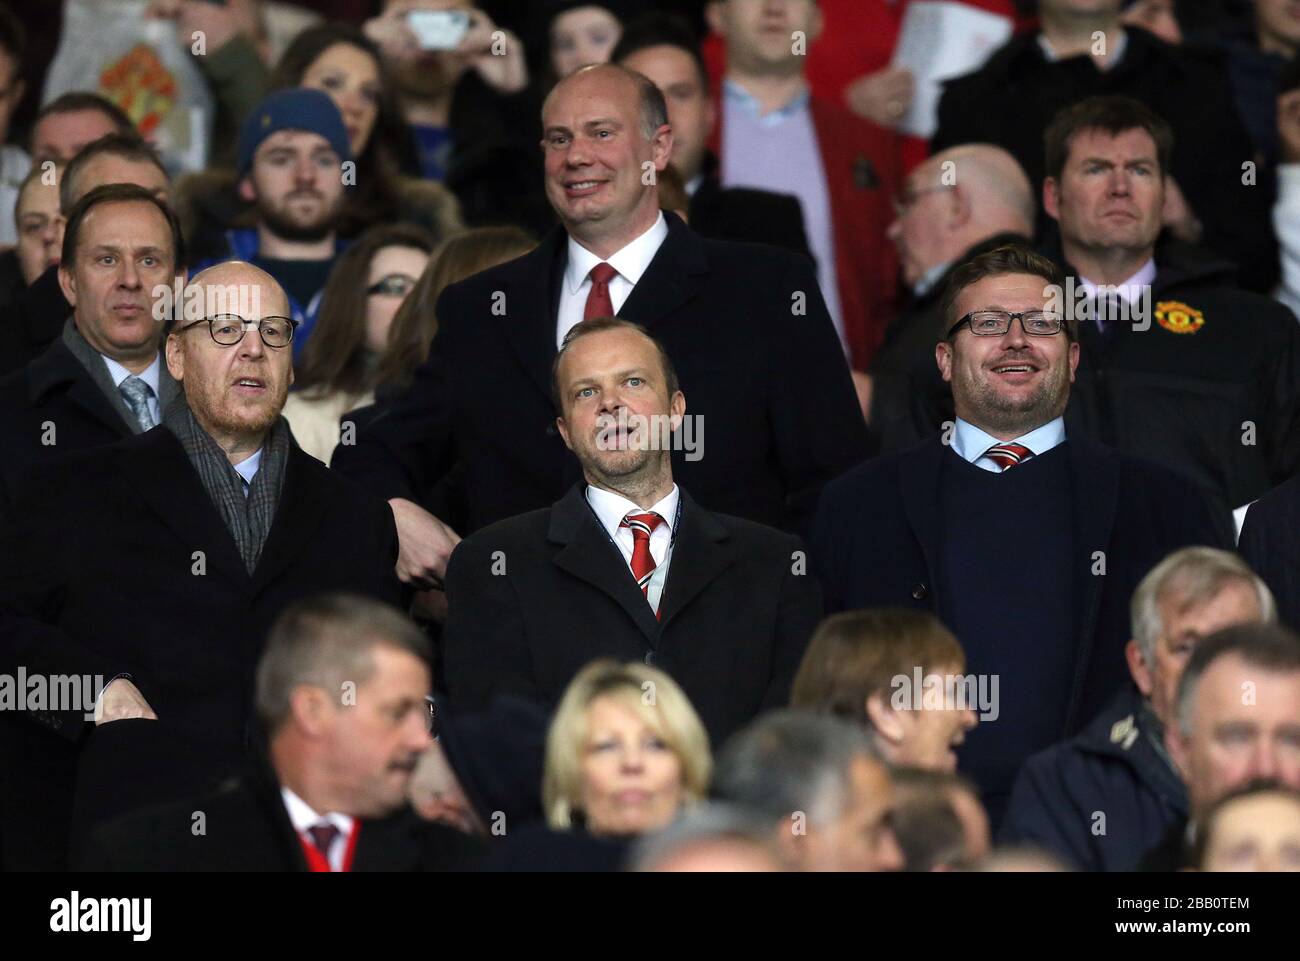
[{"xmin": 543, "ymin": 660, "xmax": 711, "ymax": 835}]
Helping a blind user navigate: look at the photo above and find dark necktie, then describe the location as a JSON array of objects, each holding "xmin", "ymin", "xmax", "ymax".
[
  {"xmin": 307, "ymin": 822, "xmax": 340, "ymax": 867},
  {"xmin": 584, "ymin": 263, "xmax": 619, "ymax": 321},
  {"xmin": 983, "ymin": 442, "xmax": 1034, "ymax": 472}
]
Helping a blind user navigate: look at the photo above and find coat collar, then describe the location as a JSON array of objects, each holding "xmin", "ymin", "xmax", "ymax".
[
  {"xmin": 27, "ymin": 337, "xmax": 134, "ymax": 436},
  {"xmin": 111, "ymin": 427, "xmax": 329, "ymax": 594},
  {"xmin": 546, "ymin": 482, "xmax": 732, "ymax": 643}
]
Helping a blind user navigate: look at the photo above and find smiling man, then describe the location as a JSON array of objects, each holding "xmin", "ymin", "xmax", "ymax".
[
  {"xmin": 441, "ymin": 316, "xmax": 822, "ymax": 746},
  {"xmin": 811, "ymin": 243, "xmax": 1227, "ymax": 827},
  {"xmin": 0, "ymin": 259, "xmax": 402, "ymax": 868}
]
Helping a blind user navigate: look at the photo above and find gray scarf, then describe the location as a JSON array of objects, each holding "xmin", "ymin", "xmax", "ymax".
[
  {"xmin": 162, "ymin": 395, "xmax": 292, "ymax": 574},
  {"xmin": 61, "ymin": 318, "xmax": 179, "ymax": 433}
]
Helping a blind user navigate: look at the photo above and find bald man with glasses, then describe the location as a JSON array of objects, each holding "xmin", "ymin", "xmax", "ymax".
[
  {"xmin": 811, "ymin": 244, "xmax": 1226, "ymax": 827},
  {"xmin": 0, "ymin": 261, "xmax": 403, "ymax": 869}
]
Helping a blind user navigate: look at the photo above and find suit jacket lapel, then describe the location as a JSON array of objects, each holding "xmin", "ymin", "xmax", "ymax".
[
  {"xmin": 495, "ymin": 227, "xmax": 566, "ymax": 405},
  {"xmin": 657, "ymin": 490, "xmax": 734, "ymax": 629},
  {"xmin": 113, "ymin": 429, "xmax": 249, "ymax": 585},
  {"xmin": 250, "ymin": 447, "xmax": 329, "ymax": 596},
  {"xmin": 899, "ymin": 438, "xmax": 946, "ymax": 606},
  {"xmin": 28, "ymin": 341, "xmax": 133, "ymax": 437},
  {"xmin": 1067, "ymin": 436, "xmax": 1120, "ymax": 728},
  {"xmin": 618, "ymin": 213, "xmax": 708, "ymax": 329},
  {"xmin": 549, "ymin": 485, "xmax": 660, "ymax": 643}
]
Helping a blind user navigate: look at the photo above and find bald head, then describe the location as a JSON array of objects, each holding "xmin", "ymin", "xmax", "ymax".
[
  {"xmin": 184, "ymin": 261, "xmax": 290, "ymax": 321},
  {"xmin": 888, "ymin": 144, "xmax": 1036, "ymax": 288}
]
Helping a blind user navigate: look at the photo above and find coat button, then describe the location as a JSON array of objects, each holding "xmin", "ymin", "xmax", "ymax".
[
  {"xmin": 911, "ymin": 583, "xmax": 928, "ymax": 601},
  {"xmin": 644, "ymin": 651, "xmax": 657, "ymax": 666}
]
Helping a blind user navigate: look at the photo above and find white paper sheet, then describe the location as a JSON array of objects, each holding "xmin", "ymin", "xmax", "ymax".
[{"xmin": 890, "ymin": 1, "xmax": 1014, "ymax": 139}]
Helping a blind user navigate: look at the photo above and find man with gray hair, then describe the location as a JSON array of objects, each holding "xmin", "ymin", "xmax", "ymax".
[
  {"xmin": 81, "ymin": 594, "xmax": 483, "ymax": 871},
  {"xmin": 1141, "ymin": 622, "xmax": 1300, "ymax": 869},
  {"xmin": 628, "ymin": 802, "xmax": 785, "ymax": 872},
  {"xmin": 712, "ymin": 710, "xmax": 903, "ymax": 872},
  {"xmin": 1001, "ymin": 546, "xmax": 1275, "ymax": 871},
  {"xmin": 869, "ymin": 144, "xmax": 1036, "ymax": 451}
]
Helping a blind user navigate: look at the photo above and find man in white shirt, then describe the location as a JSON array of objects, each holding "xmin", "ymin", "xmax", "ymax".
[{"xmin": 442, "ymin": 316, "xmax": 823, "ymax": 746}]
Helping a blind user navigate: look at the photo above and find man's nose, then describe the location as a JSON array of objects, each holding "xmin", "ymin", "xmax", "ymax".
[
  {"xmin": 1000, "ymin": 316, "xmax": 1030, "ymax": 348},
  {"xmin": 1108, "ymin": 169, "xmax": 1132, "ymax": 195},
  {"xmin": 961, "ymin": 707, "xmax": 978, "ymax": 731},
  {"xmin": 294, "ymin": 158, "xmax": 319, "ymax": 184},
  {"xmin": 1253, "ymin": 740, "xmax": 1280, "ymax": 780},
  {"xmin": 237, "ymin": 324, "xmax": 266, "ymax": 358},
  {"xmin": 118, "ymin": 258, "xmax": 142, "ymax": 289}
]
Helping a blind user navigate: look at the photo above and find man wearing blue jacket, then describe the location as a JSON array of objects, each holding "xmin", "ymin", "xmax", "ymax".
[{"xmin": 999, "ymin": 547, "xmax": 1274, "ymax": 870}]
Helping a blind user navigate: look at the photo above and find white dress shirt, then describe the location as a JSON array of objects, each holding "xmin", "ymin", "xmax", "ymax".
[
  {"xmin": 556, "ymin": 212, "xmax": 669, "ymax": 348},
  {"xmin": 102, "ymin": 353, "xmax": 162, "ymax": 425},
  {"xmin": 233, "ymin": 448, "xmax": 263, "ymax": 496},
  {"xmin": 282, "ymin": 786, "xmax": 355, "ymax": 872},
  {"xmin": 585, "ymin": 483, "xmax": 680, "ymax": 613},
  {"xmin": 951, "ymin": 416, "xmax": 1067, "ymax": 473}
]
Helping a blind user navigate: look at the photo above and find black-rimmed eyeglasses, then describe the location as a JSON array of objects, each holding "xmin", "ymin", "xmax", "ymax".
[
  {"xmin": 176, "ymin": 314, "xmax": 297, "ymax": 348},
  {"xmin": 946, "ymin": 310, "xmax": 1066, "ymax": 339}
]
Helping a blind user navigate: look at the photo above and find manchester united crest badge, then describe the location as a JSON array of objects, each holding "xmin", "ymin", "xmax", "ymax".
[{"xmin": 1154, "ymin": 300, "xmax": 1205, "ymax": 334}]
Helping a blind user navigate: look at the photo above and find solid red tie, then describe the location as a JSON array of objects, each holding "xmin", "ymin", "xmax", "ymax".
[
  {"xmin": 584, "ymin": 263, "xmax": 619, "ymax": 321},
  {"xmin": 620, "ymin": 511, "xmax": 663, "ymax": 608},
  {"xmin": 983, "ymin": 442, "xmax": 1035, "ymax": 471}
]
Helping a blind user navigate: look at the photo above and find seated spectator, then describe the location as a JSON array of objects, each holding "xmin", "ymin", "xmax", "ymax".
[
  {"xmin": 29, "ymin": 92, "xmax": 135, "ymax": 166},
  {"xmin": 1, "ymin": 170, "xmax": 59, "ymax": 309},
  {"xmin": 284, "ymin": 223, "xmax": 435, "ymax": 463},
  {"xmin": 812, "ymin": 244, "xmax": 1228, "ymax": 826},
  {"xmin": 1193, "ymin": 780, "xmax": 1300, "ymax": 872},
  {"xmin": 442, "ymin": 317, "xmax": 822, "ymax": 746},
  {"xmin": 712, "ymin": 710, "xmax": 903, "ymax": 872},
  {"xmin": 192, "ymin": 89, "xmax": 352, "ymax": 362},
  {"xmin": 480, "ymin": 659, "xmax": 710, "ymax": 871},
  {"xmin": 891, "ymin": 767, "xmax": 990, "ymax": 871},
  {"xmin": 0, "ymin": 134, "xmax": 173, "ymax": 375},
  {"xmin": 933, "ymin": 0, "xmax": 1279, "ymax": 293},
  {"xmin": 363, "ymin": 1, "xmax": 546, "ymax": 232},
  {"xmin": 1143, "ymin": 623, "xmax": 1300, "ymax": 869},
  {"xmin": 706, "ymin": 0, "xmax": 901, "ymax": 369},
  {"xmin": 0, "ymin": 259, "xmax": 403, "ymax": 867},
  {"xmin": 869, "ymin": 144, "xmax": 1035, "ymax": 452},
  {"xmin": 790, "ymin": 609, "xmax": 977, "ymax": 772},
  {"xmin": 0, "ymin": 6, "xmax": 30, "ymax": 250},
  {"xmin": 628, "ymin": 803, "xmax": 784, "ymax": 872},
  {"xmin": 544, "ymin": 660, "xmax": 710, "ymax": 836},
  {"xmin": 1001, "ymin": 547, "xmax": 1275, "ymax": 871},
  {"xmin": 79, "ymin": 593, "xmax": 484, "ymax": 871},
  {"xmin": 547, "ymin": 1, "xmax": 633, "ymax": 80},
  {"xmin": 613, "ymin": 12, "xmax": 812, "ymax": 258},
  {"xmin": 1041, "ymin": 96, "xmax": 1300, "ymax": 529}
]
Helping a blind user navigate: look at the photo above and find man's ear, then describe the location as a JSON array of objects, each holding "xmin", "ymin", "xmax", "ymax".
[
  {"xmin": 669, "ymin": 389, "xmax": 686, "ymax": 429},
  {"xmin": 238, "ymin": 176, "xmax": 256, "ymax": 204},
  {"xmin": 57, "ymin": 262, "xmax": 77, "ymax": 308},
  {"xmin": 555, "ymin": 415, "xmax": 574, "ymax": 452},
  {"xmin": 1043, "ymin": 177, "xmax": 1061, "ymax": 222},
  {"xmin": 164, "ymin": 333, "xmax": 185, "ymax": 382},
  {"xmin": 1126, "ymin": 639, "xmax": 1155, "ymax": 698},
  {"xmin": 948, "ymin": 184, "xmax": 972, "ymax": 229},
  {"xmin": 935, "ymin": 340, "xmax": 954, "ymax": 383},
  {"xmin": 288, "ymin": 685, "xmax": 333, "ymax": 737},
  {"xmin": 1067, "ymin": 339, "xmax": 1080, "ymax": 383},
  {"xmin": 865, "ymin": 691, "xmax": 906, "ymax": 747},
  {"xmin": 651, "ymin": 125, "xmax": 674, "ymax": 173}
]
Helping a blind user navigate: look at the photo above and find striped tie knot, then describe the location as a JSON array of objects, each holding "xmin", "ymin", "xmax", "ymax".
[{"xmin": 983, "ymin": 442, "xmax": 1034, "ymax": 472}]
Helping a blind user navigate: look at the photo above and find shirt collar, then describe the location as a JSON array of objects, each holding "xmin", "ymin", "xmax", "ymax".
[
  {"xmin": 585, "ymin": 483, "xmax": 680, "ymax": 541},
  {"xmin": 233, "ymin": 447, "xmax": 263, "ymax": 488},
  {"xmin": 280, "ymin": 785, "xmax": 354, "ymax": 837},
  {"xmin": 1078, "ymin": 257, "xmax": 1156, "ymax": 305},
  {"xmin": 723, "ymin": 78, "xmax": 810, "ymax": 125},
  {"xmin": 102, "ymin": 353, "xmax": 161, "ymax": 395},
  {"xmin": 565, "ymin": 211, "xmax": 669, "ymax": 296},
  {"xmin": 1037, "ymin": 27, "xmax": 1128, "ymax": 67},
  {"xmin": 914, "ymin": 261, "xmax": 951, "ymax": 299},
  {"xmin": 951, "ymin": 416, "xmax": 1067, "ymax": 464}
]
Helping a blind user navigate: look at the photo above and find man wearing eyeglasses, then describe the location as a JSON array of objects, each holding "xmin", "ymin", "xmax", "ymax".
[
  {"xmin": 811, "ymin": 243, "xmax": 1227, "ymax": 827},
  {"xmin": 0, "ymin": 259, "xmax": 402, "ymax": 868}
]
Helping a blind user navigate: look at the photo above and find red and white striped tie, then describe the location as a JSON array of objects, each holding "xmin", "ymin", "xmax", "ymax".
[
  {"xmin": 983, "ymin": 442, "xmax": 1034, "ymax": 472},
  {"xmin": 620, "ymin": 511, "xmax": 663, "ymax": 609}
]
